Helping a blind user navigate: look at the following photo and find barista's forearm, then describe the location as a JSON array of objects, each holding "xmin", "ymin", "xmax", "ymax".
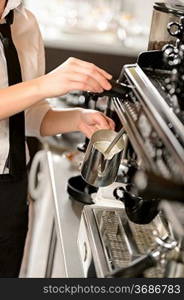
[
  {"xmin": 0, "ymin": 57, "xmax": 112, "ymax": 120},
  {"xmin": 0, "ymin": 78, "xmax": 45, "ymax": 120},
  {"xmin": 40, "ymin": 108, "xmax": 82, "ymax": 137}
]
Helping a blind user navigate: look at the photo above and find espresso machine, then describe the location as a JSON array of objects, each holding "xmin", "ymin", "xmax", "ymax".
[{"xmin": 77, "ymin": 2, "xmax": 184, "ymax": 278}]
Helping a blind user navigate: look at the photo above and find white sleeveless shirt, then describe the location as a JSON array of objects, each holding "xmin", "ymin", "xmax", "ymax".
[{"xmin": 0, "ymin": 0, "xmax": 50, "ymax": 173}]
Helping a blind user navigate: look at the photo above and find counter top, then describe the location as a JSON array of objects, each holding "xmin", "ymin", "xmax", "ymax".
[
  {"xmin": 25, "ymin": 129, "xmax": 87, "ymax": 277},
  {"xmin": 48, "ymin": 151, "xmax": 85, "ymax": 277}
]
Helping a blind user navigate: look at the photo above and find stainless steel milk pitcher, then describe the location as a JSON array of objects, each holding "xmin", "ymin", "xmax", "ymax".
[{"xmin": 81, "ymin": 129, "xmax": 124, "ymax": 187}]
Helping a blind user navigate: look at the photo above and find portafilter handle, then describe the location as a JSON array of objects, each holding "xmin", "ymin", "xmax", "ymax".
[
  {"xmin": 120, "ymin": 170, "xmax": 184, "ymax": 225},
  {"xmin": 133, "ymin": 170, "xmax": 184, "ymax": 203},
  {"xmin": 87, "ymin": 78, "xmax": 132, "ymax": 98}
]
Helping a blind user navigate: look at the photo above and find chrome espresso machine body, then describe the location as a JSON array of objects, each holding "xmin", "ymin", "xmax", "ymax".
[{"xmin": 78, "ymin": 6, "xmax": 184, "ymax": 278}]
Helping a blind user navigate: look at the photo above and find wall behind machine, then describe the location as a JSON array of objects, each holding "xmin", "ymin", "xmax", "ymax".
[{"xmin": 45, "ymin": 47, "xmax": 137, "ymax": 79}]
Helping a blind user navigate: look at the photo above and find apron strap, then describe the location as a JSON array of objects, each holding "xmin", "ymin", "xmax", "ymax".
[{"xmin": 0, "ymin": 10, "xmax": 26, "ymax": 177}]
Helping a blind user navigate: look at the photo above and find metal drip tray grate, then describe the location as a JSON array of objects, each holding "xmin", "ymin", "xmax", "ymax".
[
  {"xmin": 97, "ymin": 210, "xmax": 132, "ymax": 269},
  {"xmin": 84, "ymin": 206, "xmax": 169, "ymax": 277},
  {"xmin": 128, "ymin": 221, "xmax": 160, "ymax": 255}
]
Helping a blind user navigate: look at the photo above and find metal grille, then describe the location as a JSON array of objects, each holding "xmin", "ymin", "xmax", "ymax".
[
  {"xmin": 99, "ymin": 210, "xmax": 131, "ymax": 269},
  {"xmin": 95, "ymin": 208, "xmax": 168, "ymax": 277}
]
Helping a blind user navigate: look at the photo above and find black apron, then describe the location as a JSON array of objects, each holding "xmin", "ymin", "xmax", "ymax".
[{"xmin": 0, "ymin": 10, "xmax": 28, "ymax": 277}]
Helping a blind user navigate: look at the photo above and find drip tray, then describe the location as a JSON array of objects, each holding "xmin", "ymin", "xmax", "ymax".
[{"xmin": 81, "ymin": 205, "xmax": 169, "ymax": 278}]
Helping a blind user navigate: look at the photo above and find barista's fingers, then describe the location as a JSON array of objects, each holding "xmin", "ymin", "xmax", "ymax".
[
  {"xmin": 105, "ymin": 116, "xmax": 116, "ymax": 130},
  {"xmin": 90, "ymin": 112, "xmax": 111, "ymax": 129},
  {"xmin": 67, "ymin": 66, "xmax": 112, "ymax": 90},
  {"xmin": 78, "ymin": 124, "xmax": 94, "ymax": 138},
  {"xmin": 69, "ymin": 57, "xmax": 112, "ymax": 80},
  {"xmin": 65, "ymin": 72, "xmax": 104, "ymax": 93},
  {"xmin": 86, "ymin": 128, "xmax": 95, "ymax": 138},
  {"xmin": 95, "ymin": 65, "xmax": 112, "ymax": 80}
]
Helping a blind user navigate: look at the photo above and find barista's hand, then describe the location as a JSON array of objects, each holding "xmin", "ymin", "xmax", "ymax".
[
  {"xmin": 40, "ymin": 57, "xmax": 112, "ymax": 97},
  {"xmin": 77, "ymin": 109, "xmax": 115, "ymax": 138}
]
